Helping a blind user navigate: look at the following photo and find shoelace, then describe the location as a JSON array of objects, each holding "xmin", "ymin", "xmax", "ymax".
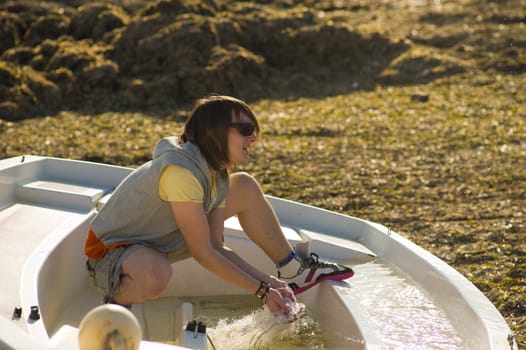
[{"xmin": 304, "ymin": 253, "xmax": 335, "ymax": 269}]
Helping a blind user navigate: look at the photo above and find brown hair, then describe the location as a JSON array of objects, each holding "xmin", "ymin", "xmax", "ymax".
[{"xmin": 180, "ymin": 95, "xmax": 259, "ymax": 175}]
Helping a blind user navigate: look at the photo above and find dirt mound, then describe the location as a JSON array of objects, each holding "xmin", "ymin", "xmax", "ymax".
[
  {"xmin": 0, "ymin": 0, "xmax": 412, "ymax": 120},
  {"xmin": 2, "ymin": 0, "xmax": 523, "ymax": 120}
]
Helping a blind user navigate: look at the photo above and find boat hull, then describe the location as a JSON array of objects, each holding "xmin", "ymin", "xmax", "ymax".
[{"xmin": 0, "ymin": 156, "xmax": 517, "ymax": 350}]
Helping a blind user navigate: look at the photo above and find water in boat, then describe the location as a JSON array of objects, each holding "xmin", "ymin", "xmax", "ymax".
[{"xmin": 142, "ymin": 260, "xmax": 469, "ymax": 349}]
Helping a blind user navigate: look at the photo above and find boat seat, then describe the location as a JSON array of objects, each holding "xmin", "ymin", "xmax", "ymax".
[
  {"xmin": 16, "ymin": 180, "xmax": 109, "ymax": 212},
  {"xmin": 297, "ymin": 229, "xmax": 376, "ymax": 265},
  {"xmin": 224, "ymin": 216, "xmax": 303, "ymax": 242}
]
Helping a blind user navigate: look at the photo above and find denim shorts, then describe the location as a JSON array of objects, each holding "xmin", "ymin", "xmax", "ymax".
[{"xmin": 86, "ymin": 244, "xmax": 191, "ymax": 299}]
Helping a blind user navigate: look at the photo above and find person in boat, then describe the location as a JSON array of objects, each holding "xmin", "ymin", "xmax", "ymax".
[{"xmin": 84, "ymin": 95, "xmax": 353, "ymax": 318}]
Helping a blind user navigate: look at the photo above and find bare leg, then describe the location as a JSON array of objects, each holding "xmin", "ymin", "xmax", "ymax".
[
  {"xmin": 224, "ymin": 172, "xmax": 293, "ymax": 263},
  {"xmin": 112, "ymin": 247, "xmax": 173, "ymax": 305}
]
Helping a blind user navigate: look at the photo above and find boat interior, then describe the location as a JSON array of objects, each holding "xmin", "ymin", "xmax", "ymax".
[
  {"xmin": 0, "ymin": 156, "xmax": 514, "ymax": 350},
  {"xmin": 0, "ymin": 156, "xmax": 376, "ymax": 349}
]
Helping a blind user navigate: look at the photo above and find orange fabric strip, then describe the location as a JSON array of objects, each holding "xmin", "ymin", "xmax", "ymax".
[{"xmin": 84, "ymin": 227, "xmax": 127, "ymax": 259}]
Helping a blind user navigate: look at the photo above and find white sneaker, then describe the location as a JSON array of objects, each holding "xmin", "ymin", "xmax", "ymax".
[{"xmin": 278, "ymin": 253, "xmax": 354, "ymax": 295}]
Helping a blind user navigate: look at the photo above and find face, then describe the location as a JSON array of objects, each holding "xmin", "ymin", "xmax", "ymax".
[{"xmin": 228, "ymin": 113, "xmax": 258, "ymax": 165}]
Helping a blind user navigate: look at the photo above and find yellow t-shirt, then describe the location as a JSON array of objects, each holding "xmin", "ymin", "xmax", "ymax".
[{"xmin": 158, "ymin": 165, "xmax": 225, "ymax": 208}]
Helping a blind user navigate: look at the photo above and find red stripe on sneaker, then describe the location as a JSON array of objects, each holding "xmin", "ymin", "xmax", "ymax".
[
  {"xmin": 305, "ymin": 268, "xmax": 317, "ymax": 283},
  {"xmin": 292, "ymin": 269, "xmax": 355, "ymax": 295},
  {"xmin": 327, "ymin": 270, "xmax": 355, "ymax": 281}
]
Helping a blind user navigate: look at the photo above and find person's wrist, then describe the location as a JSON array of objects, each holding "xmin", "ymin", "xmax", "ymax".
[{"xmin": 254, "ymin": 281, "xmax": 270, "ymax": 299}]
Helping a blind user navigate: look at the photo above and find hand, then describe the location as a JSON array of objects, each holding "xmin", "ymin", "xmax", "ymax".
[
  {"xmin": 263, "ymin": 280, "xmax": 303, "ymax": 323},
  {"xmin": 268, "ymin": 275, "xmax": 296, "ymax": 303},
  {"xmin": 263, "ymin": 287, "xmax": 298, "ymax": 321}
]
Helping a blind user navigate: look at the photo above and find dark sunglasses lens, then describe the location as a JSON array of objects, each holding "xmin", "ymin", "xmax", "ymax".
[
  {"xmin": 239, "ymin": 125, "xmax": 254, "ymax": 136},
  {"xmin": 231, "ymin": 123, "xmax": 254, "ymax": 136}
]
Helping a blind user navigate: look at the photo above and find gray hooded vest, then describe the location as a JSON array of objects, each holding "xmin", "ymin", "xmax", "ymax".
[{"xmin": 89, "ymin": 137, "xmax": 230, "ymax": 253}]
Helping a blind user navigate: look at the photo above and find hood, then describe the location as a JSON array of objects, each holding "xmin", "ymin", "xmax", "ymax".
[
  {"xmin": 152, "ymin": 136, "xmax": 181, "ymax": 159},
  {"xmin": 152, "ymin": 137, "xmax": 207, "ymax": 172}
]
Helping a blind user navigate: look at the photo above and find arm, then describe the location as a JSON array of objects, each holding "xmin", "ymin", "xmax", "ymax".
[
  {"xmin": 171, "ymin": 201, "xmax": 260, "ymax": 293},
  {"xmin": 208, "ymin": 206, "xmax": 294, "ymax": 293},
  {"xmin": 161, "ymin": 164, "xmax": 297, "ymax": 318},
  {"xmin": 207, "ymin": 206, "xmax": 272, "ymax": 284},
  {"xmin": 207, "ymin": 205, "xmax": 297, "ymax": 316},
  {"xmin": 172, "ymin": 202, "xmax": 295, "ymax": 317}
]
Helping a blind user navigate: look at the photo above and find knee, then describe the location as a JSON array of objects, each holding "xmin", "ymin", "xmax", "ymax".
[
  {"xmin": 227, "ymin": 172, "xmax": 267, "ymax": 216},
  {"xmin": 230, "ymin": 172, "xmax": 262, "ymax": 195},
  {"xmin": 143, "ymin": 260, "xmax": 173, "ymax": 298}
]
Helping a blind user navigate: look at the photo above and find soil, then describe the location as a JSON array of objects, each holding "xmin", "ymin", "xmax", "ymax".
[{"xmin": 0, "ymin": 0, "xmax": 525, "ymax": 347}]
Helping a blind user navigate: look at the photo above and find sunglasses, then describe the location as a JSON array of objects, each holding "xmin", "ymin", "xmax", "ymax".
[{"xmin": 229, "ymin": 123, "xmax": 256, "ymax": 137}]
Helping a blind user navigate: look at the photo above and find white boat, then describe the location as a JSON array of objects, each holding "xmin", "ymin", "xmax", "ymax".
[{"xmin": 0, "ymin": 155, "xmax": 518, "ymax": 350}]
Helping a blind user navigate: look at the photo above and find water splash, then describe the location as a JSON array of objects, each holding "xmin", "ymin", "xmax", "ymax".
[{"xmin": 208, "ymin": 302, "xmax": 327, "ymax": 350}]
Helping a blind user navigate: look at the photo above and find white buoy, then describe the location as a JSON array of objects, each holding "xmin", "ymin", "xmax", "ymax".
[{"xmin": 78, "ymin": 304, "xmax": 142, "ymax": 350}]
